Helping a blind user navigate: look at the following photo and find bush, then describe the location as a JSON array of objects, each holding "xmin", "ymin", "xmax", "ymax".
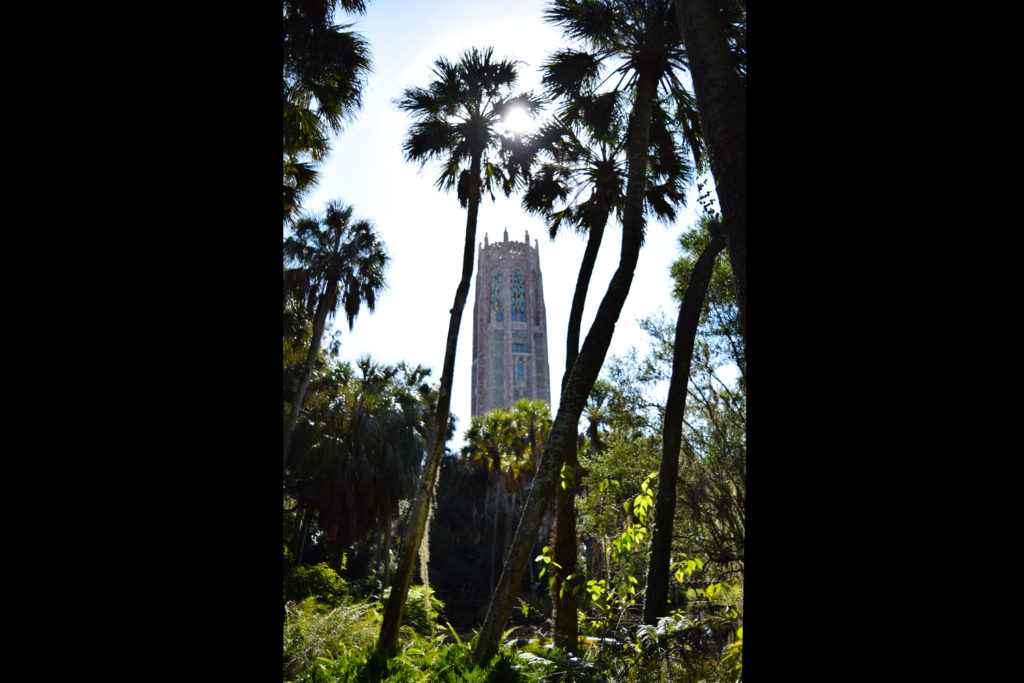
[
  {"xmin": 282, "ymin": 596, "xmax": 380, "ymax": 682},
  {"xmin": 381, "ymin": 584, "xmax": 444, "ymax": 636},
  {"xmin": 284, "ymin": 563, "xmax": 348, "ymax": 606}
]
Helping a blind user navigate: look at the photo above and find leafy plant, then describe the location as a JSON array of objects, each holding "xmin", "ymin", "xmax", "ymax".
[
  {"xmin": 284, "ymin": 563, "xmax": 348, "ymax": 606},
  {"xmin": 283, "ymin": 596, "xmax": 381, "ymax": 682},
  {"xmin": 721, "ymin": 626, "xmax": 743, "ymax": 680},
  {"xmin": 381, "ymin": 584, "xmax": 444, "ymax": 637}
]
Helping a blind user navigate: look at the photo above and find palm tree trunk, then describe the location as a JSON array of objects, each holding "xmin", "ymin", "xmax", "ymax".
[
  {"xmin": 550, "ymin": 443, "xmax": 579, "ymax": 653},
  {"xmin": 283, "ymin": 285, "xmax": 334, "ymax": 469},
  {"xmin": 643, "ymin": 228, "xmax": 725, "ymax": 624},
  {"xmin": 377, "ymin": 152, "xmax": 482, "ymax": 655},
  {"xmin": 473, "ymin": 73, "xmax": 660, "ymax": 666},
  {"xmin": 548, "ymin": 205, "xmax": 610, "ymax": 654},
  {"xmin": 563, "ymin": 209, "xmax": 610, "ymax": 391},
  {"xmin": 673, "ymin": 0, "xmax": 746, "ymax": 343}
]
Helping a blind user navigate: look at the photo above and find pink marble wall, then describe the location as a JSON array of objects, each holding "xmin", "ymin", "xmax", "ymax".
[{"xmin": 471, "ymin": 228, "xmax": 551, "ymax": 416}]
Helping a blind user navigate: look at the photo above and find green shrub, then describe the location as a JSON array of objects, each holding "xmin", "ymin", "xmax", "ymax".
[
  {"xmin": 284, "ymin": 563, "xmax": 347, "ymax": 606},
  {"xmin": 282, "ymin": 596, "xmax": 380, "ymax": 682},
  {"xmin": 381, "ymin": 584, "xmax": 444, "ymax": 636}
]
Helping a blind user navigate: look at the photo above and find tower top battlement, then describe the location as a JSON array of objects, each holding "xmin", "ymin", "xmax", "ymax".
[{"xmin": 480, "ymin": 229, "xmax": 539, "ymax": 260}]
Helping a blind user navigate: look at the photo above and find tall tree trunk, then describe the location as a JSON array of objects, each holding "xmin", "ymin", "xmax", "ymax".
[
  {"xmin": 473, "ymin": 73, "xmax": 659, "ymax": 666},
  {"xmin": 564, "ymin": 209, "xmax": 610, "ymax": 384},
  {"xmin": 643, "ymin": 227, "xmax": 725, "ymax": 624},
  {"xmin": 283, "ymin": 284, "xmax": 335, "ymax": 469},
  {"xmin": 547, "ymin": 209, "xmax": 609, "ymax": 654},
  {"xmin": 377, "ymin": 153, "xmax": 482, "ymax": 655},
  {"xmin": 674, "ymin": 0, "xmax": 746, "ymax": 343},
  {"xmin": 550, "ymin": 442, "xmax": 579, "ymax": 653},
  {"xmin": 419, "ymin": 465, "xmax": 438, "ymax": 590}
]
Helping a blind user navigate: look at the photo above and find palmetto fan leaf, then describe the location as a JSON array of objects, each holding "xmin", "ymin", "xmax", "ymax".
[
  {"xmin": 545, "ymin": 0, "xmax": 617, "ymax": 47},
  {"xmin": 541, "ymin": 49, "xmax": 604, "ymax": 101},
  {"xmin": 283, "ymin": 1, "xmax": 372, "ymax": 223}
]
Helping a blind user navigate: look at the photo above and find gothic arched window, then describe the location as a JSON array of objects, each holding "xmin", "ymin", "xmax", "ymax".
[
  {"xmin": 490, "ymin": 271, "xmax": 504, "ymax": 322},
  {"xmin": 510, "ymin": 268, "xmax": 526, "ymax": 322}
]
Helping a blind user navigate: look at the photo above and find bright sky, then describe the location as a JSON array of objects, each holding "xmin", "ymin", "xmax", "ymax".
[{"xmin": 300, "ymin": 0, "xmax": 705, "ymax": 452}]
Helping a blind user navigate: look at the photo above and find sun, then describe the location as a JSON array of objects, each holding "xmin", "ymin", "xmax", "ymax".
[{"xmin": 500, "ymin": 105, "xmax": 533, "ymax": 135}]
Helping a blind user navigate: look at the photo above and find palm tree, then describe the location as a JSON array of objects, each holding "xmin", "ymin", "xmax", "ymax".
[
  {"xmin": 525, "ymin": 88, "xmax": 695, "ymax": 393},
  {"xmin": 672, "ymin": 0, "xmax": 746, "ymax": 341},
  {"xmin": 376, "ymin": 47, "xmax": 540, "ymax": 655},
  {"xmin": 285, "ymin": 358, "xmax": 431, "ymax": 575},
  {"xmin": 474, "ymin": 0, "xmax": 696, "ymax": 664},
  {"xmin": 283, "ymin": 201, "xmax": 389, "ymax": 469},
  {"xmin": 283, "ymin": 0, "xmax": 372, "ymax": 223},
  {"xmin": 524, "ymin": 85, "xmax": 694, "ymax": 652},
  {"xmin": 463, "ymin": 408, "xmax": 521, "ymax": 596}
]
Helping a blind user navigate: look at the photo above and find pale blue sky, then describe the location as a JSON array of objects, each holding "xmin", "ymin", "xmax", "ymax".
[{"xmin": 301, "ymin": 0, "xmax": 705, "ymax": 450}]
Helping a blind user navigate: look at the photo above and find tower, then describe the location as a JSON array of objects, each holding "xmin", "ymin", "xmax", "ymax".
[{"xmin": 471, "ymin": 228, "xmax": 551, "ymax": 416}]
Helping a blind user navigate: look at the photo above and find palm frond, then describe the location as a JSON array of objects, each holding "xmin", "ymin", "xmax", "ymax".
[{"xmin": 542, "ymin": 49, "xmax": 603, "ymax": 101}]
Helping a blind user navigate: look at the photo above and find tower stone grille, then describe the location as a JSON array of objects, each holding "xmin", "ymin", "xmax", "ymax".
[{"xmin": 471, "ymin": 228, "xmax": 551, "ymax": 416}]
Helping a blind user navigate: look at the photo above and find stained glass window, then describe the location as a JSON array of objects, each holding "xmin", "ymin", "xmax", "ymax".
[
  {"xmin": 512, "ymin": 330, "xmax": 530, "ymax": 353},
  {"xmin": 510, "ymin": 268, "xmax": 526, "ymax": 322},
  {"xmin": 490, "ymin": 271, "xmax": 504, "ymax": 322},
  {"xmin": 515, "ymin": 356, "xmax": 526, "ymax": 385}
]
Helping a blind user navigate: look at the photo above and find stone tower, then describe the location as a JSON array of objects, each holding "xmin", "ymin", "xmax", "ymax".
[{"xmin": 471, "ymin": 228, "xmax": 551, "ymax": 416}]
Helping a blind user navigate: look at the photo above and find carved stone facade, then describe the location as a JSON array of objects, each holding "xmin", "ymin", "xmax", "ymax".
[{"xmin": 471, "ymin": 228, "xmax": 551, "ymax": 416}]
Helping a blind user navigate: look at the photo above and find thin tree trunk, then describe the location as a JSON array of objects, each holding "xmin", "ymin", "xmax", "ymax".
[
  {"xmin": 473, "ymin": 73, "xmax": 659, "ymax": 666},
  {"xmin": 673, "ymin": 0, "xmax": 746, "ymax": 343},
  {"xmin": 643, "ymin": 227, "xmax": 725, "ymax": 624},
  {"xmin": 283, "ymin": 285, "xmax": 334, "ymax": 469},
  {"xmin": 490, "ymin": 477, "xmax": 500, "ymax": 596},
  {"xmin": 503, "ymin": 488, "xmax": 515, "ymax": 564},
  {"xmin": 295, "ymin": 504, "xmax": 314, "ymax": 567},
  {"xmin": 377, "ymin": 153, "xmax": 482, "ymax": 655},
  {"xmin": 289, "ymin": 501, "xmax": 306, "ymax": 567},
  {"xmin": 564, "ymin": 210, "xmax": 609, "ymax": 387},
  {"xmin": 550, "ymin": 443, "xmax": 579, "ymax": 653},
  {"xmin": 540, "ymin": 97, "xmax": 614, "ymax": 662},
  {"xmin": 383, "ymin": 518, "xmax": 392, "ymax": 586},
  {"xmin": 419, "ymin": 463, "xmax": 439, "ymax": 589},
  {"xmin": 547, "ymin": 209, "xmax": 608, "ymax": 655}
]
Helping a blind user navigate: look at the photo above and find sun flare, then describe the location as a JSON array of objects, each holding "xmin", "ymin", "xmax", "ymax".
[{"xmin": 501, "ymin": 105, "xmax": 532, "ymax": 135}]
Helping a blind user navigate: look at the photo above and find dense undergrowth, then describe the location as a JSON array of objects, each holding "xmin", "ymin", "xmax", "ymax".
[{"xmin": 283, "ymin": 563, "xmax": 742, "ymax": 682}]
